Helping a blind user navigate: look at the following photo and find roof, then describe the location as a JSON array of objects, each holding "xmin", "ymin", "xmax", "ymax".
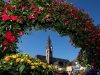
[{"xmin": 35, "ymin": 55, "xmax": 69, "ymax": 64}]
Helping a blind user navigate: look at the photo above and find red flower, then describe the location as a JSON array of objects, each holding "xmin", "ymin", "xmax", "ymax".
[
  {"xmin": 4, "ymin": 31, "xmax": 12, "ymax": 39},
  {"xmin": 66, "ymin": 20, "xmax": 70, "ymax": 26},
  {"xmin": 9, "ymin": 36, "xmax": 16, "ymax": 43},
  {"xmin": 31, "ymin": 4, "xmax": 35, "ymax": 9},
  {"xmin": 17, "ymin": 18, "xmax": 23, "ymax": 22},
  {"xmin": 22, "ymin": 6, "xmax": 28, "ymax": 11},
  {"xmin": 2, "ymin": 14, "xmax": 9, "ymax": 21},
  {"xmin": 34, "ymin": 8, "xmax": 37, "ymax": 13},
  {"xmin": 81, "ymin": 28, "xmax": 85, "ymax": 32},
  {"xmin": 19, "ymin": 2, "xmax": 23, "ymax": 7},
  {"xmin": 71, "ymin": 13, "xmax": 74, "ymax": 17},
  {"xmin": 46, "ymin": 13, "xmax": 52, "ymax": 18},
  {"xmin": 4, "ymin": 6, "xmax": 8, "ymax": 10},
  {"xmin": 48, "ymin": 7, "xmax": 52, "ymax": 11},
  {"xmin": 17, "ymin": 31, "xmax": 24, "ymax": 35},
  {"xmin": 37, "ymin": 10, "xmax": 41, "ymax": 15},
  {"xmin": 10, "ymin": 15, "xmax": 17, "ymax": 21},
  {"xmin": 47, "ymin": 18, "xmax": 52, "ymax": 22},
  {"xmin": 67, "ymin": 14, "xmax": 71, "ymax": 17},
  {"xmin": 33, "ymin": 16, "xmax": 37, "ymax": 21},
  {"xmin": 85, "ymin": 15, "xmax": 89, "ymax": 20},
  {"xmin": 63, "ymin": 17, "xmax": 66, "ymax": 21},
  {"xmin": 8, "ymin": 6, "xmax": 14, "ymax": 11},
  {"xmin": 57, "ymin": 13, "xmax": 61, "ymax": 17},
  {"xmin": 28, "ymin": 15, "xmax": 33, "ymax": 19},
  {"xmin": 75, "ymin": 15, "xmax": 79, "ymax": 20},
  {"xmin": 2, "ymin": 40, "xmax": 9, "ymax": 46},
  {"xmin": 2, "ymin": 11, "xmax": 8, "ymax": 15},
  {"xmin": 96, "ymin": 46, "xmax": 100, "ymax": 50},
  {"xmin": 73, "ymin": 26, "xmax": 77, "ymax": 30}
]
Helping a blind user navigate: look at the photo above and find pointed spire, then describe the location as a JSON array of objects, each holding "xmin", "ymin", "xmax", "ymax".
[{"xmin": 47, "ymin": 35, "xmax": 52, "ymax": 49}]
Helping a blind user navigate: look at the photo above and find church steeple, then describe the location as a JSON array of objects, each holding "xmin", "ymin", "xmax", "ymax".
[{"xmin": 46, "ymin": 35, "xmax": 53, "ymax": 64}]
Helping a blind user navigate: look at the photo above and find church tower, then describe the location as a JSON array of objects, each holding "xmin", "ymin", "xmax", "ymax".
[{"xmin": 46, "ymin": 35, "xmax": 53, "ymax": 64}]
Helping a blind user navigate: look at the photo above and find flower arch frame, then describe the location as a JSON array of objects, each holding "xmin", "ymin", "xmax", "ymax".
[{"xmin": 0, "ymin": 0, "xmax": 100, "ymax": 68}]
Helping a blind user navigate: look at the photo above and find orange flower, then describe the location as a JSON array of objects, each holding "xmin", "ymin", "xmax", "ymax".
[
  {"xmin": 4, "ymin": 56, "xmax": 10, "ymax": 62},
  {"xmin": 16, "ymin": 58, "xmax": 21, "ymax": 63}
]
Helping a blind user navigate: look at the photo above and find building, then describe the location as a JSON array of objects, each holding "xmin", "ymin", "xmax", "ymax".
[{"xmin": 35, "ymin": 35, "xmax": 69, "ymax": 67}]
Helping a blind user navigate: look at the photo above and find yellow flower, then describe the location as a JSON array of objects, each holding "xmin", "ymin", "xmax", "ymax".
[
  {"xmin": 39, "ymin": 62, "xmax": 44, "ymax": 65},
  {"xmin": 4, "ymin": 56, "xmax": 10, "ymax": 62},
  {"xmin": 20, "ymin": 59, "xmax": 24, "ymax": 63},
  {"xmin": 34, "ymin": 62, "xmax": 38, "ymax": 65},
  {"xmin": 27, "ymin": 60, "xmax": 32, "ymax": 64},
  {"xmin": 11, "ymin": 55, "xmax": 17, "ymax": 59},
  {"xmin": 42, "ymin": 65, "xmax": 46, "ymax": 69},
  {"xmin": 31, "ymin": 66, "xmax": 35, "ymax": 70},
  {"xmin": 16, "ymin": 58, "xmax": 21, "ymax": 63}
]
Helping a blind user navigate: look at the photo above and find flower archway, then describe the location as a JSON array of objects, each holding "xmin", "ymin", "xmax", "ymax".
[{"xmin": 0, "ymin": 0, "xmax": 100, "ymax": 68}]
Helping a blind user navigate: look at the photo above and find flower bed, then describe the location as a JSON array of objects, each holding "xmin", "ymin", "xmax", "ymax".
[{"xmin": 0, "ymin": 53, "xmax": 56, "ymax": 75}]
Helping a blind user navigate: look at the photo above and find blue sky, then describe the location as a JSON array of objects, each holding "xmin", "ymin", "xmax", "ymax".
[{"xmin": 4, "ymin": 0, "xmax": 100, "ymax": 61}]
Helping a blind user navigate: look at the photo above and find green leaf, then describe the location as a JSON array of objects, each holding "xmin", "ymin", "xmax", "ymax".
[{"xmin": 19, "ymin": 65, "xmax": 25, "ymax": 75}]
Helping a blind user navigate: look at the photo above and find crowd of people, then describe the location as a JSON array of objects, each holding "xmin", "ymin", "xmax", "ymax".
[{"xmin": 65, "ymin": 62, "xmax": 100, "ymax": 75}]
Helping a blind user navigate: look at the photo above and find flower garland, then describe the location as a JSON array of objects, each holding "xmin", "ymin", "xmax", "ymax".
[{"xmin": 0, "ymin": 0, "xmax": 100, "ymax": 68}]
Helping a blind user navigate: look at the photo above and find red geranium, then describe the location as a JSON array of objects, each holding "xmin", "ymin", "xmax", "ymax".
[
  {"xmin": 2, "ymin": 40, "xmax": 9, "ymax": 46},
  {"xmin": 2, "ymin": 11, "xmax": 8, "ymax": 15},
  {"xmin": 8, "ymin": 6, "xmax": 14, "ymax": 11},
  {"xmin": 9, "ymin": 36, "xmax": 16, "ymax": 43},
  {"xmin": 37, "ymin": 10, "xmax": 41, "ymax": 15},
  {"xmin": 17, "ymin": 31, "xmax": 24, "ymax": 35},
  {"xmin": 2, "ymin": 14, "xmax": 9, "ymax": 21},
  {"xmin": 31, "ymin": 4, "xmax": 36, "ymax": 9},
  {"xmin": 28, "ymin": 15, "xmax": 33, "ymax": 19},
  {"xmin": 4, "ymin": 31, "xmax": 12, "ymax": 39},
  {"xmin": 10, "ymin": 15, "xmax": 17, "ymax": 21},
  {"xmin": 66, "ymin": 20, "xmax": 70, "ymax": 26},
  {"xmin": 48, "ymin": 7, "xmax": 52, "ymax": 11}
]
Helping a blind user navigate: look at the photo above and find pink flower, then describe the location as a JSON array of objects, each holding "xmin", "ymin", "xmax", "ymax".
[
  {"xmin": 2, "ymin": 14, "xmax": 9, "ymax": 21},
  {"xmin": 10, "ymin": 15, "xmax": 17, "ymax": 21}
]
